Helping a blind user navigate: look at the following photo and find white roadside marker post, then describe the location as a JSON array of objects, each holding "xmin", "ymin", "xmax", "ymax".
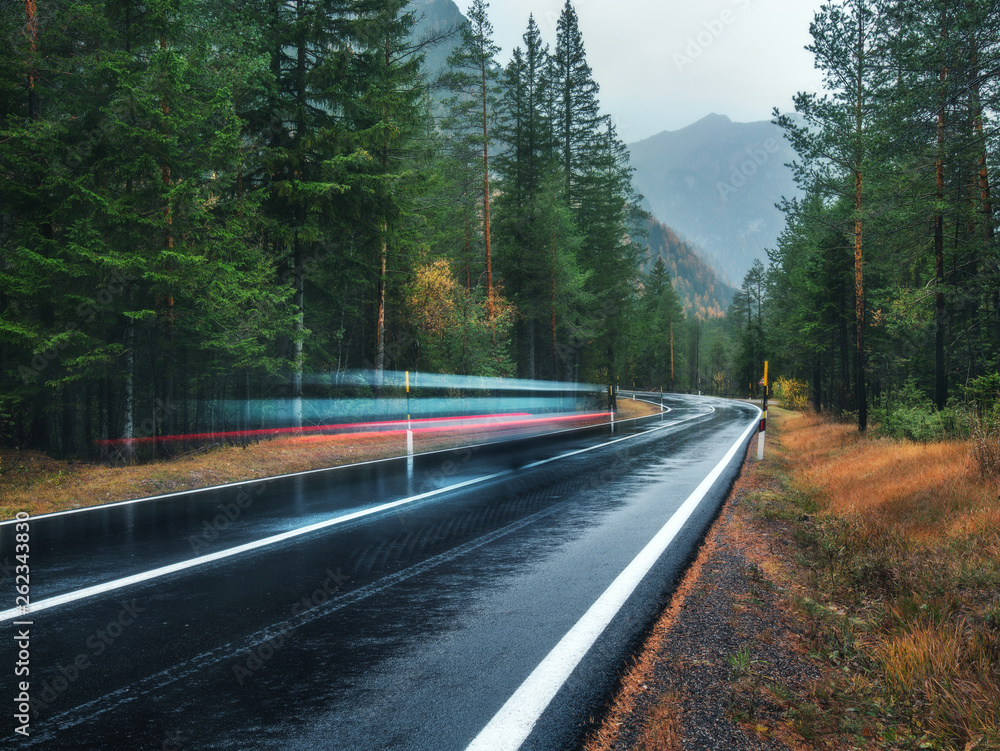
[
  {"xmin": 405, "ymin": 371, "xmax": 414, "ymax": 488},
  {"xmin": 757, "ymin": 361, "xmax": 768, "ymax": 461},
  {"xmin": 610, "ymin": 385, "xmax": 615, "ymax": 433},
  {"xmin": 406, "ymin": 370, "xmax": 413, "ymax": 456}
]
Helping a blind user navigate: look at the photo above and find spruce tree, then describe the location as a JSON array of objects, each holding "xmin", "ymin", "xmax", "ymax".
[
  {"xmin": 441, "ymin": 0, "xmax": 501, "ymax": 320},
  {"xmin": 495, "ymin": 15, "xmax": 588, "ymax": 379},
  {"xmin": 551, "ymin": 0, "xmax": 601, "ymax": 208},
  {"xmin": 775, "ymin": 0, "xmax": 894, "ymax": 431},
  {"xmin": 347, "ymin": 0, "xmax": 428, "ymax": 391}
]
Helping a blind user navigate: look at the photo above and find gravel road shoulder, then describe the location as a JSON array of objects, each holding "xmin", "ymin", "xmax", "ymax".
[{"xmin": 583, "ymin": 437, "xmax": 836, "ymax": 751}]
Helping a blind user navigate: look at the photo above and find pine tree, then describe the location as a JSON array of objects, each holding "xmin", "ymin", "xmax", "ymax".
[
  {"xmin": 441, "ymin": 0, "xmax": 501, "ymax": 321},
  {"xmin": 551, "ymin": 0, "xmax": 601, "ymax": 208},
  {"xmin": 775, "ymin": 0, "xmax": 894, "ymax": 431},
  {"xmin": 494, "ymin": 15, "xmax": 587, "ymax": 379},
  {"xmin": 879, "ymin": 0, "xmax": 1000, "ymax": 406},
  {"xmin": 575, "ymin": 118, "xmax": 643, "ymax": 380},
  {"xmin": 635, "ymin": 257, "xmax": 685, "ymax": 391},
  {"xmin": 346, "ymin": 0, "xmax": 428, "ymax": 391}
]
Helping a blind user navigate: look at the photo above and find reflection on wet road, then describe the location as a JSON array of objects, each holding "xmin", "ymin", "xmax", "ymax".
[{"xmin": 0, "ymin": 394, "xmax": 759, "ymax": 751}]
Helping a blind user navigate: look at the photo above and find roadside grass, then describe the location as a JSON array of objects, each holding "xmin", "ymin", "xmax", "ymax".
[
  {"xmin": 0, "ymin": 398, "xmax": 658, "ymax": 519},
  {"xmin": 637, "ymin": 691, "xmax": 683, "ymax": 751},
  {"xmin": 749, "ymin": 407, "xmax": 1000, "ymax": 750}
]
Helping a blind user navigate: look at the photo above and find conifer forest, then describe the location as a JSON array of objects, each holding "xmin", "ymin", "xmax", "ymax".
[{"xmin": 1, "ymin": 0, "xmax": 999, "ymax": 460}]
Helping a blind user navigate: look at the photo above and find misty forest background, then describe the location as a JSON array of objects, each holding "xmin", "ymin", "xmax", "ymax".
[{"xmin": 0, "ymin": 0, "xmax": 998, "ymax": 462}]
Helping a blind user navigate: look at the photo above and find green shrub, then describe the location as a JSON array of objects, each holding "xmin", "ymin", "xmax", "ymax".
[
  {"xmin": 877, "ymin": 378, "xmax": 969, "ymax": 441},
  {"xmin": 878, "ymin": 405, "xmax": 959, "ymax": 442},
  {"xmin": 962, "ymin": 373, "xmax": 1000, "ymax": 416}
]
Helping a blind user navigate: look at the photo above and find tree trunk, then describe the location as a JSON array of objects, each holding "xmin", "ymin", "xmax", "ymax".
[
  {"xmin": 375, "ymin": 220, "xmax": 387, "ymax": 396},
  {"xmin": 854, "ymin": 170, "xmax": 867, "ymax": 429},
  {"xmin": 122, "ymin": 316, "xmax": 137, "ymax": 464},
  {"xmin": 481, "ymin": 58, "xmax": 494, "ymax": 321},
  {"xmin": 160, "ymin": 31, "xmax": 173, "ymax": 253},
  {"xmin": 291, "ymin": 4, "xmax": 306, "ymax": 426},
  {"xmin": 669, "ymin": 319, "xmax": 674, "ymax": 391},
  {"xmin": 551, "ymin": 229, "xmax": 558, "ymax": 379},
  {"xmin": 100, "ymin": 364, "xmax": 110, "ymax": 463},
  {"xmin": 851, "ymin": 7, "xmax": 868, "ymax": 431},
  {"xmin": 970, "ymin": 51, "xmax": 998, "ymax": 347},
  {"xmin": 292, "ymin": 231, "xmax": 304, "ymax": 427},
  {"xmin": 527, "ymin": 318, "xmax": 535, "ymax": 379},
  {"xmin": 375, "ymin": 34, "xmax": 392, "ymax": 395},
  {"xmin": 934, "ymin": 17, "xmax": 948, "ymax": 411},
  {"xmin": 25, "ymin": 0, "xmax": 40, "ymax": 119},
  {"xmin": 243, "ymin": 371, "xmax": 251, "ymax": 448}
]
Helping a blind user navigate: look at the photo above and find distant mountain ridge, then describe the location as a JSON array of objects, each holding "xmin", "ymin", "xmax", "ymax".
[
  {"xmin": 408, "ymin": 0, "xmax": 465, "ymax": 77},
  {"xmin": 628, "ymin": 114, "xmax": 799, "ymax": 285}
]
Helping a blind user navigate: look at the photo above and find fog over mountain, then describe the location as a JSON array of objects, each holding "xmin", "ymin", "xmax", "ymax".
[
  {"xmin": 408, "ymin": 0, "xmax": 465, "ymax": 76},
  {"xmin": 628, "ymin": 114, "xmax": 800, "ymax": 285}
]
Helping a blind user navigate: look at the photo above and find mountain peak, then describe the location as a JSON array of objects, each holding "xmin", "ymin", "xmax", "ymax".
[
  {"xmin": 628, "ymin": 115, "xmax": 799, "ymax": 284},
  {"xmin": 694, "ymin": 113, "xmax": 732, "ymax": 126}
]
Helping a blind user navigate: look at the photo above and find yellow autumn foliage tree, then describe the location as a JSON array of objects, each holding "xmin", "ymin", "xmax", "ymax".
[{"xmin": 407, "ymin": 260, "xmax": 516, "ymax": 376}]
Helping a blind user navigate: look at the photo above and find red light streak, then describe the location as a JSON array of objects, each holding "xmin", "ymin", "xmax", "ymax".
[{"xmin": 95, "ymin": 412, "xmax": 611, "ymax": 448}]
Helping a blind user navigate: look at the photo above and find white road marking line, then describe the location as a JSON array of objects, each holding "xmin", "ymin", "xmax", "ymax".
[
  {"xmin": 519, "ymin": 411, "xmax": 706, "ymax": 471},
  {"xmin": 0, "ymin": 407, "xmax": 720, "ymax": 623},
  {"xmin": 464, "ymin": 408, "xmax": 761, "ymax": 751}
]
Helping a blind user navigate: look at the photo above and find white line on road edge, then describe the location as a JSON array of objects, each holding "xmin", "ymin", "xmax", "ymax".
[
  {"xmin": 464, "ymin": 408, "xmax": 761, "ymax": 751},
  {"xmin": 0, "ymin": 408, "xmax": 720, "ymax": 623}
]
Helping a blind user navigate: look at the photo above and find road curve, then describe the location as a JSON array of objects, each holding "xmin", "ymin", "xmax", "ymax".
[{"xmin": 1, "ymin": 393, "xmax": 759, "ymax": 750}]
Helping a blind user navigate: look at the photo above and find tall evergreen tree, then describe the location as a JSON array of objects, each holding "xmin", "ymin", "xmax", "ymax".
[
  {"xmin": 634, "ymin": 257, "xmax": 685, "ymax": 391},
  {"xmin": 441, "ymin": 0, "xmax": 501, "ymax": 320},
  {"xmin": 347, "ymin": 0, "xmax": 428, "ymax": 391},
  {"xmin": 551, "ymin": 0, "xmax": 601, "ymax": 208},
  {"xmin": 495, "ymin": 15, "xmax": 587, "ymax": 379},
  {"xmin": 776, "ymin": 0, "xmax": 894, "ymax": 431},
  {"xmin": 575, "ymin": 118, "xmax": 644, "ymax": 380}
]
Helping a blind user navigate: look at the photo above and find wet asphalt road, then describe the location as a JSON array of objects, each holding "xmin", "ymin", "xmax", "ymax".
[{"xmin": 2, "ymin": 393, "xmax": 759, "ymax": 751}]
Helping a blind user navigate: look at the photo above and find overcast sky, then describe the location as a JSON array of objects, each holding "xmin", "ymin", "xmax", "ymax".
[{"xmin": 486, "ymin": 0, "xmax": 827, "ymax": 144}]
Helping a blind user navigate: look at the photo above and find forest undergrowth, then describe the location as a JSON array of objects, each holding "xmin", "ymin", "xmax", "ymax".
[{"xmin": 747, "ymin": 407, "xmax": 1000, "ymax": 750}]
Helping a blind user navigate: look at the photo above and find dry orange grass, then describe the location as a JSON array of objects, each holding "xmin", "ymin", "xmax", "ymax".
[
  {"xmin": 635, "ymin": 691, "xmax": 683, "ymax": 751},
  {"xmin": 878, "ymin": 619, "xmax": 1000, "ymax": 747},
  {"xmin": 777, "ymin": 411, "xmax": 998, "ymax": 545},
  {"xmin": 770, "ymin": 408, "xmax": 1000, "ymax": 749}
]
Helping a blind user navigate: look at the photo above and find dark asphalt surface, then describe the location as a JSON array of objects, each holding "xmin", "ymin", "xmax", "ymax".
[{"xmin": 1, "ymin": 394, "xmax": 759, "ymax": 751}]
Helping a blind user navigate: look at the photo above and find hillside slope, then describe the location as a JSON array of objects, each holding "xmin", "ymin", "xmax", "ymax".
[{"xmin": 639, "ymin": 217, "xmax": 736, "ymax": 319}]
